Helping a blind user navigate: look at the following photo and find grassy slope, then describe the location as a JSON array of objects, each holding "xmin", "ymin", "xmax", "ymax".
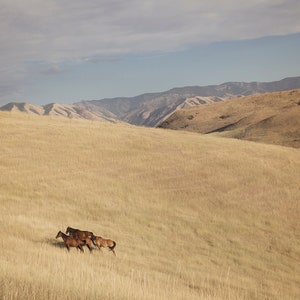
[
  {"xmin": 0, "ymin": 112, "xmax": 299, "ymax": 299},
  {"xmin": 159, "ymin": 89, "xmax": 300, "ymax": 148}
]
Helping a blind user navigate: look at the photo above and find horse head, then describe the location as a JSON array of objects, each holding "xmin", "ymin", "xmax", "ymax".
[{"xmin": 56, "ymin": 231, "xmax": 62, "ymax": 239}]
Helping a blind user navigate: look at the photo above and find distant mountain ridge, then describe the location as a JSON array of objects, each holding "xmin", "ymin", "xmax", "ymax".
[{"xmin": 1, "ymin": 76, "xmax": 300, "ymax": 126}]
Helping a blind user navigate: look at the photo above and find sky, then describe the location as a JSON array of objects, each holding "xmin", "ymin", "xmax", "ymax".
[{"xmin": 1, "ymin": 0, "xmax": 300, "ymax": 105}]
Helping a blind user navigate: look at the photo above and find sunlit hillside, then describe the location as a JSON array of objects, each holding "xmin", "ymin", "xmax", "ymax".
[
  {"xmin": 159, "ymin": 89, "xmax": 300, "ymax": 148},
  {"xmin": 0, "ymin": 111, "xmax": 299, "ymax": 300}
]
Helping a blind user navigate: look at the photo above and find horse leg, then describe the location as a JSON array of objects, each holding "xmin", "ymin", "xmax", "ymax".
[
  {"xmin": 86, "ymin": 243, "xmax": 92, "ymax": 252},
  {"xmin": 66, "ymin": 244, "xmax": 70, "ymax": 252},
  {"xmin": 78, "ymin": 245, "xmax": 84, "ymax": 253}
]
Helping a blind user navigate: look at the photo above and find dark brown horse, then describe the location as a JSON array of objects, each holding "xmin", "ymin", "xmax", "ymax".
[
  {"xmin": 66, "ymin": 226, "xmax": 94, "ymax": 239},
  {"xmin": 65, "ymin": 226, "xmax": 94, "ymax": 252},
  {"xmin": 92, "ymin": 235, "xmax": 116, "ymax": 256},
  {"xmin": 56, "ymin": 231, "xmax": 85, "ymax": 252}
]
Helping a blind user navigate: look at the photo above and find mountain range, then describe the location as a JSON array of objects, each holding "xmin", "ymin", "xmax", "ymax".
[{"xmin": 1, "ymin": 76, "xmax": 300, "ymax": 127}]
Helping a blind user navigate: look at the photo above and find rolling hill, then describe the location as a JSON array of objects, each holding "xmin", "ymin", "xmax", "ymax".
[
  {"xmin": 1, "ymin": 111, "xmax": 300, "ymax": 299},
  {"xmin": 159, "ymin": 89, "xmax": 300, "ymax": 148},
  {"xmin": 1, "ymin": 76, "xmax": 300, "ymax": 127}
]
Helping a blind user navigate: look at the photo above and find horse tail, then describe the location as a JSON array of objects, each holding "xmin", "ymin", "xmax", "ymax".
[
  {"xmin": 110, "ymin": 241, "xmax": 116, "ymax": 251},
  {"xmin": 91, "ymin": 235, "xmax": 97, "ymax": 246}
]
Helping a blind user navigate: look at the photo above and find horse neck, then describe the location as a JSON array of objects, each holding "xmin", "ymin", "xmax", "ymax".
[{"xmin": 60, "ymin": 232, "xmax": 68, "ymax": 240}]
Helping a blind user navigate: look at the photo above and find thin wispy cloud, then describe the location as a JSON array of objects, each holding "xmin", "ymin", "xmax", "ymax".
[{"xmin": 1, "ymin": 0, "xmax": 300, "ymax": 101}]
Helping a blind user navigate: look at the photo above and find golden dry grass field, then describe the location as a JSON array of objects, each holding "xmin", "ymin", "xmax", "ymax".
[{"xmin": 0, "ymin": 111, "xmax": 300, "ymax": 299}]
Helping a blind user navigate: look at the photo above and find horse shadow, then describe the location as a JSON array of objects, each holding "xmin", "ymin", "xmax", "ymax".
[{"xmin": 44, "ymin": 237, "xmax": 65, "ymax": 249}]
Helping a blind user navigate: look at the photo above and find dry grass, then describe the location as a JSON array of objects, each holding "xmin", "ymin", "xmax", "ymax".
[
  {"xmin": 0, "ymin": 111, "xmax": 300, "ymax": 299},
  {"xmin": 159, "ymin": 89, "xmax": 300, "ymax": 148}
]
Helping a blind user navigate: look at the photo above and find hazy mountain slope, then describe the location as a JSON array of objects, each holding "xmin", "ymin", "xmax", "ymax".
[
  {"xmin": 166, "ymin": 76, "xmax": 300, "ymax": 96},
  {"xmin": 1, "ymin": 111, "xmax": 300, "ymax": 299},
  {"xmin": 79, "ymin": 94, "xmax": 188, "ymax": 127},
  {"xmin": 159, "ymin": 89, "xmax": 300, "ymax": 148},
  {"xmin": 2, "ymin": 76, "xmax": 300, "ymax": 126},
  {"xmin": 0, "ymin": 102, "xmax": 119, "ymax": 122},
  {"xmin": 0, "ymin": 102, "xmax": 45, "ymax": 114}
]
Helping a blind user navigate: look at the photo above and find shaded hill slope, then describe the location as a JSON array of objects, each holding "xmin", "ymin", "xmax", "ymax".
[
  {"xmin": 159, "ymin": 89, "xmax": 300, "ymax": 148},
  {"xmin": 1, "ymin": 111, "xmax": 300, "ymax": 299}
]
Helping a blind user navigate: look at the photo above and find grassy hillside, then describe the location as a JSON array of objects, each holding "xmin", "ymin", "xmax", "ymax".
[
  {"xmin": 1, "ymin": 111, "xmax": 299, "ymax": 299},
  {"xmin": 159, "ymin": 89, "xmax": 300, "ymax": 148}
]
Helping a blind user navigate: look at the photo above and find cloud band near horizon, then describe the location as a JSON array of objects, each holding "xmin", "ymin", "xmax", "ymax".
[{"xmin": 1, "ymin": 0, "xmax": 300, "ymax": 101}]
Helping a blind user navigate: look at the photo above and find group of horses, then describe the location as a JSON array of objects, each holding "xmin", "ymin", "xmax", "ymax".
[{"xmin": 56, "ymin": 226, "xmax": 116, "ymax": 255}]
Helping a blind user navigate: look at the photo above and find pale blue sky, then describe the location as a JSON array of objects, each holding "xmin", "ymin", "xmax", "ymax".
[{"xmin": 1, "ymin": 1, "xmax": 300, "ymax": 105}]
